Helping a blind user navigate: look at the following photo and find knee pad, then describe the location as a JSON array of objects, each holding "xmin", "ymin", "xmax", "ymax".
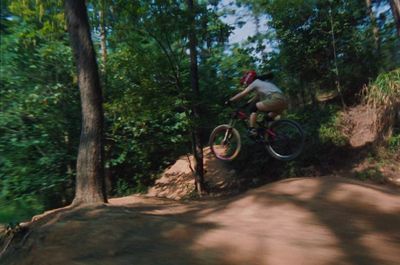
[{"xmin": 250, "ymin": 102, "xmax": 258, "ymax": 113}]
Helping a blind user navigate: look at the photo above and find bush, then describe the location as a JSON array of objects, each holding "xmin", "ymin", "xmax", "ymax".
[
  {"xmin": 363, "ymin": 69, "xmax": 400, "ymax": 109},
  {"xmin": 363, "ymin": 69, "xmax": 400, "ymax": 140},
  {"xmin": 0, "ymin": 196, "xmax": 43, "ymax": 225},
  {"xmin": 354, "ymin": 166, "xmax": 385, "ymax": 183},
  {"xmin": 388, "ymin": 132, "xmax": 400, "ymax": 153},
  {"xmin": 319, "ymin": 119, "xmax": 348, "ymax": 147}
]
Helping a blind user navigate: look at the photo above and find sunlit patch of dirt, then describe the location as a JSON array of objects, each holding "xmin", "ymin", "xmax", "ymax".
[
  {"xmin": 147, "ymin": 147, "xmax": 237, "ymax": 199},
  {"xmin": 336, "ymin": 105, "xmax": 400, "ymax": 187},
  {"xmin": 341, "ymin": 105, "xmax": 378, "ymax": 148}
]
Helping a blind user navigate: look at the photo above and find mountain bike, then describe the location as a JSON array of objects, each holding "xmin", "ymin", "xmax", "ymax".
[{"xmin": 209, "ymin": 104, "xmax": 305, "ymax": 161}]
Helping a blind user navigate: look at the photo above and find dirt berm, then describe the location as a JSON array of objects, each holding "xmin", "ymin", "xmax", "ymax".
[{"xmin": 1, "ymin": 176, "xmax": 399, "ymax": 265}]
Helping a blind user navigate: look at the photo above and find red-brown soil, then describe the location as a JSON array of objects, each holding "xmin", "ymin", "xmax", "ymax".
[
  {"xmin": 147, "ymin": 147, "xmax": 238, "ymax": 200},
  {"xmin": 1, "ymin": 177, "xmax": 399, "ymax": 265},
  {"xmin": 343, "ymin": 105, "xmax": 378, "ymax": 147}
]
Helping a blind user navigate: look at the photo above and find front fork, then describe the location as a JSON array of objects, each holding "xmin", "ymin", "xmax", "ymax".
[{"xmin": 222, "ymin": 119, "xmax": 236, "ymax": 144}]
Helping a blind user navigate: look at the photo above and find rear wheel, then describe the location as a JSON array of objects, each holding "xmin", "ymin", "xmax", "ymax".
[
  {"xmin": 209, "ymin": 124, "xmax": 241, "ymax": 161},
  {"xmin": 265, "ymin": 120, "xmax": 304, "ymax": 161}
]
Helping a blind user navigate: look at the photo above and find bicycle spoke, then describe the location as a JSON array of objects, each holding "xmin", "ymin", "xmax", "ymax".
[
  {"xmin": 210, "ymin": 125, "xmax": 241, "ymax": 161},
  {"xmin": 266, "ymin": 120, "xmax": 304, "ymax": 160}
]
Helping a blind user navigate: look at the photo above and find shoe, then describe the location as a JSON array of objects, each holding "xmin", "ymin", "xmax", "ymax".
[{"xmin": 248, "ymin": 128, "xmax": 258, "ymax": 138}]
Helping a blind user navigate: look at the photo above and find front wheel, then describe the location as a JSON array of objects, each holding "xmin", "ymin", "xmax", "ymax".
[
  {"xmin": 265, "ymin": 120, "xmax": 305, "ymax": 161},
  {"xmin": 209, "ymin": 124, "xmax": 241, "ymax": 161}
]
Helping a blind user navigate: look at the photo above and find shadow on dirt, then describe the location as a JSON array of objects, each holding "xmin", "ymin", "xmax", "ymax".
[
  {"xmin": 0, "ymin": 202, "xmax": 220, "ymax": 265},
  {"xmin": 2, "ymin": 177, "xmax": 399, "ymax": 265},
  {"xmin": 246, "ymin": 178, "xmax": 400, "ymax": 265}
]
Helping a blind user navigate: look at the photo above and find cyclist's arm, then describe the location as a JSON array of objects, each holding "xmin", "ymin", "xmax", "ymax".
[
  {"xmin": 247, "ymin": 94, "xmax": 259, "ymax": 103},
  {"xmin": 229, "ymin": 86, "xmax": 253, "ymax": 102}
]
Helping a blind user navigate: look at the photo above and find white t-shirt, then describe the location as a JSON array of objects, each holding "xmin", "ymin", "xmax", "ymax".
[{"xmin": 247, "ymin": 79, "xmax": 282, "ymax": 98}]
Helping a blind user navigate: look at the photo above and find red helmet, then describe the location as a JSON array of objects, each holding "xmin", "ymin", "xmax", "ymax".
[{"xmin": 240, "ymin": 70, "xmax": 257, "ymax": 86}]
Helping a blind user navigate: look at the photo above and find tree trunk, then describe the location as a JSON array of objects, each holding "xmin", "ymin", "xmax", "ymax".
[
  {"xmin": 390, "ymin": 0, "xmax": 400, "ymax": 37},
  {"xmin": 99, "ymin": 5, "xmax": 107, "ymax": 72},
  {"xmin": 328, "ymin": 7, "xmax": 346, "ymax": 109},
  {"xmin": 65, "ymin": 0, "xmax": 107, "ymax": 205},
  {"xmin": 389, "ymin": 0, "xmax": 400, "ymax": 36},
  {"xmin": 365, "ymin": 0, "xmax": 380, "ymax": 50},
  {"xmin": 187, "ymin": 0, "xmax": 205, "ymax": 195},
  {"xmin": 98, "ymin": 1, "xmax": 112, "ymax": 194}
]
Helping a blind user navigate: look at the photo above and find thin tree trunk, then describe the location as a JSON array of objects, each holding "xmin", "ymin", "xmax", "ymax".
[
  {"xmin": 254, "ymin": 14, "xmax": 266, "ymax": 60},
  {"xmin": 65, "ymin": 0, "xmax": 107, "ymax": 205},
  {"xmin": 365, "ymin": 0, "xmax": 380, "ymax": 48},
  {"xmin": 389, "ymin": 0, "xmax": 400, "ymax": 36},
  {"xmin": 329, "ymin": 7, "xmax": 346, "ymax": 109},
  {"xmin": 365, "ymin": 0, "xmax": 380, "ymax": 50},
  {"xmin": 99, "ymin": 4, "xmax": 107, "ymax": 72},
  {"xmin": 98, "ymin": 1, "xmax": 112, "ymax": 194},
  {"xmin": 187, "ymin": 0, "xmax": 205, "ymax": 195}
]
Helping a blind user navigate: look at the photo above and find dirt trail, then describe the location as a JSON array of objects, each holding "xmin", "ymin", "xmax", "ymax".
[
  {"xmin": 147, "ymin": 147, "xmax": 238, "ymax": 199},
  {"xmin": 344, "ymin": 105, "xmax": 377, "ymax": 147},
  {"xmin": 1, "ymin": 176, "xmax": 399, "ymax": 265}
]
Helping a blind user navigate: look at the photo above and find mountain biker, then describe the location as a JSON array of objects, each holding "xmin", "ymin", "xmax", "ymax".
[{"xmin": 225, "ymin": 70, "xmax": 288, "ymax": 136}]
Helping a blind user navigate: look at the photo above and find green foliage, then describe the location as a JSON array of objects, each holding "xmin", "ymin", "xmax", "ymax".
[
  {"xmin": 100, "ymin": 0, "xmax": 247, "ymax": 193},
  {"xmin": 318, "ymin": 116, "xmax": 348, "ymax": 147},
  {"xmin": 239, "ymin": 0, "xmax": 399, "ymax": 104},
  {"xmin": 285, "ymin": 105, "xmax": 348, "ymax": 165},
  {"xmin": 363, "ymin": 69, "xmax": 400, "ymax": 141},
  {"xmin": 114, "ymin": 179, "xmax": 136, "ymax": 197},
  {"xmin": 387, "ymin": 132, "xmax": 400, "ymax": 152},
  {"xmin": 354, "ymin": 166, "xmax": 385, "ymax": 183},
  {"xmin": 1, "ymin": 0, "xmax": 77, "ymax": 219},
  {"xmin": 364, "ymin": 69, "xmax": 400, "ymax": 108},
  {"xmin": 0, "ymin": 196, "xmax": 43, "ymax": 224}
]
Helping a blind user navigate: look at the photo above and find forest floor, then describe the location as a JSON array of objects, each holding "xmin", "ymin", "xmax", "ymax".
[{"xmin": 1, "ymin": 105, "xmax": 399, "ymax": 265}]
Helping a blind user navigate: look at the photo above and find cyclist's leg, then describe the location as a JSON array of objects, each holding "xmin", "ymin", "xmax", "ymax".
[
  {"xmin": 256, "ymin": 93, "xmax": 288, "ymax": 116},
  {"xmin": 249, "ymin": 112, "xmax": 257, "ymax": 127},
  {"xmin": 249, "ymin": 102, "xmax": 258, "ymax": 136}
]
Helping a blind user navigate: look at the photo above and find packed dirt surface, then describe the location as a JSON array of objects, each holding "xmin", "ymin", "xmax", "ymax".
[
  {"xmin": 147, "ymin": 147, "xmax": 238, "ymax": 200},
  {"xmin": 1, "ymin": 176, "xmax": 400, "ymax": 265},
  {"xmin": 341, "ymin": 105, "xmax": 378, "ymax": 148}
]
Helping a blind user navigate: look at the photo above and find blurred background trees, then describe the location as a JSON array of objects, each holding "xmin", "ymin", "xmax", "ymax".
[{"xmin": 1, "ymin": 0, "xmax": 399, "ymax": 223}]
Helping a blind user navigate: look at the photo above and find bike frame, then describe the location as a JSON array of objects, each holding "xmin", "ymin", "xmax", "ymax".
[
  {"xmin": 211, "ymin": 105, "xmax": 305, "ymax": 161},
  {"xmin": 225, "ymin": 106, "xmax": 274, "ymax": 143}
]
